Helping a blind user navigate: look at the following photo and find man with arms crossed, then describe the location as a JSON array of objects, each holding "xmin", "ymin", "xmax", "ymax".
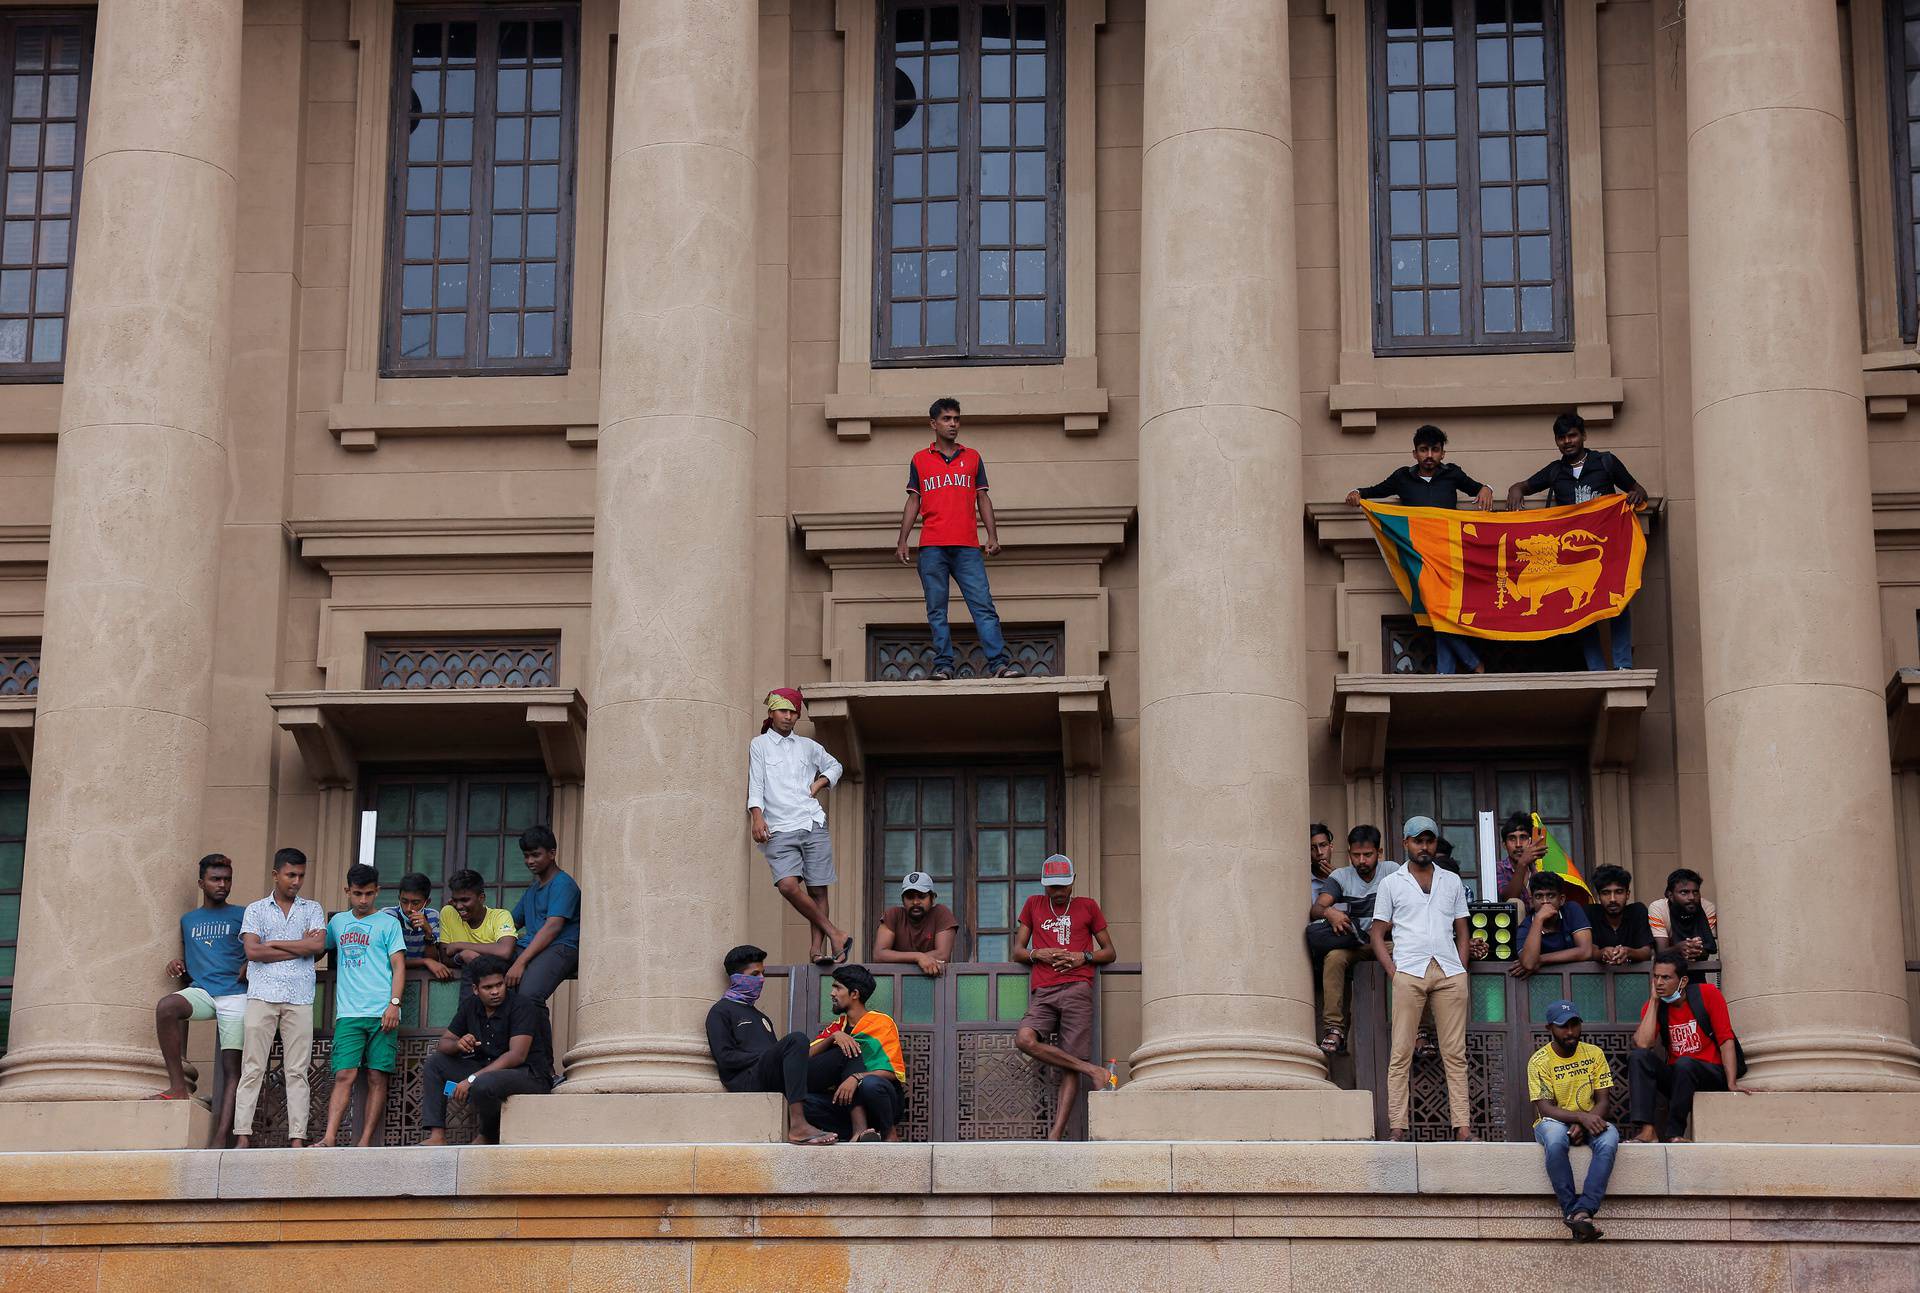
[
  {"xmin": 148, "ymin": 853, "xmax": 246, "ymax": 1147},
  {"xmin": 315, "ymin": 864, "xmax": 407, "ymax": 1148},
  {"xmin": 234, "ymin": 848, "xmax": 327, "ymax": 1148},
  {"xmin": 1014, "ymin": 854, "xmax": 1119, "ymax": 1140},
  {"xmin": 1371, "ymin": 816, "xmax": 1475, "ymax": 1141}
]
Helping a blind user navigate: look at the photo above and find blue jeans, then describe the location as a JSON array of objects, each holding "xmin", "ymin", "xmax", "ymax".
[
  {"xmin": 1534, "ymin": 1118, "xmax": 1618, "ymax": 1217},
  {"xmin": 1578, "ymin": 603, "xmax": 1632, "ymax": 670},
  {"xmin": 917, "ymin": 545, "xmax": 1008, "ymax": 671},
  {"xmin": 1435, "ymin": 632, "xmax": 1481, "ymax": 674}
]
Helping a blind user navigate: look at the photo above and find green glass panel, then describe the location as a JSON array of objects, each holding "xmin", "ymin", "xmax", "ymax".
[
  {"xmin": 957, "ymin": 973, "xmax": 990, "ymax": 1020},
  {"xmin": 312, "ymin": 981, "xmax": 331, "ymax": 1030},
  {"xmin": 866, "ymin": 976, "xmax": 894, "ymax": 1015},
  {"xmin": 1439, "ymin": 773, "xmax": 1474, "ymax": 823},
  {"xmin": 411, "ymin": 835, "xmax": 446, "ymax": 878},
  {"xmin": 1528, "ymin": 975, "xmax": 1561, "ymax": 1022},
  {"xmin": 921, "ymin": 831, "xmax": 953, "ymax": 875},
  {"xmin": 976, "ymin": 777, "xmax": 1009, "ymax": 822},
  {"xmin": 1571, "ymin": 974, "xmax": 1607, "ymax": 1024},
  {"xmin": 0, "ymin": 841, "xmax": 22, "ymax": 889},
  {"xmin": 901, "ymin": 974, "xmax": 935, "ymax": 1024},
  {"xmin": 0, "ymin": 999, "xmax": 10, "ymax": 1049},
  {"xmin": 1615, "ymin": 973, "xmax": 1649, "ymax": 1011},
  {"xmin": 427, "ymin": 978, "xmax": 461, "ymax": 1028},
  {"xmin": 820, "ymin": 976, "xmax": 834, "ymax": 1018},
  {"xmin": 373, "ymin": 837, "xmax": 408, "ymax": 884},
  {"xmin": 399, "ymin": 984, "xmax": 424, "ymax": 1029},
  {"xmin": 975, "ymin": 882, "xmax": 1009, "ymax": 931},
  {"xmin": 501, "ymin": 885, "xmax": 527, "ymax": 915},
  {"xmin": 1451, "ymin": 832, "xmax": 1477, "ymax": 873},
  {"xmin": 977, "ymin": 830, "xmax": 1008, "ymax": 877},
  {"xmin": 1013, "ymin": 829, "xmax": 1046, "ymax": 873},
  {"xmin": 885, "ymin": 780, "xmax": 918, "ymax": 826},
  {"xmin": 504, "ymin": 783, "xmax": 539, "ymax": 831},
  {"xmin": 1536, "ymin": 773, "xmax": 1571, "ymax": 820},
  {"xmin": 415, "ymin": 784, "xmax": 449, "ymax": 831},
  {"xmin": 376, "ymin": 784, "xmax": 410, "ymax": 830},
  {"xmin": 884, "ymin": 831, "xmax": 917, "ymax": 879},
  {"xmin": 1400, "ymin": 776, "xmax": 1435, "ymax": 819},
  {"xmin": 1496, "ymin": 772, "xmax": 1531, "ymax": 821},
  {"xmin": 466, "ymin": 834, "xmax": 501, "ymax": 874},
  {"xmin": 996, "ymin": 973, "xmax": 1029, "ymax": 1020},
  {"xmin": 467, "ymin": 784, "xmax": 503, "ymax": 831},
  {"xmin": 921, "ymin": 778, "xmax": 953, "ymax": 826},
  {"xmin": 0, "ymin": 947, "xmax": 14, "ymax": 979},
  {"xmin": 1470, "ymin": 972, "xmax": 1505, "ymax": 1023},
  {"xmin": 975, "ymin": 933, "xmax": 1008, "ymax": 961},
  {"xmin": 0, "ymin": 788, "xmax": 25, "ymax": 836},
  {"xmin": 1013, "ymin": 776, "xmax": 1046, "ymax": 823},
  {"xmin": 1014, "ymin": 880, "xmax": 1044, "ymax": 910}
]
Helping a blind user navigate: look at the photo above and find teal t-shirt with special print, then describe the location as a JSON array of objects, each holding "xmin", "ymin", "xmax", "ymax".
[{"xmin": 325, "ymin": 910, "xmax": 406, "ymax": 1018}]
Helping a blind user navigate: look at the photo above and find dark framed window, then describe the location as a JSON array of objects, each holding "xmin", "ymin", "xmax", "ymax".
[
  {"xmin": 1386, "ymin": 756, "xmax": 1586, "ymax": 898},
  {"xmin": 1887, "ymin": 2, "xmax": 1920, "ymax": 341},
  {"xmin": 875, "ymin": 1, "xmax": 1064, "ymax": 365},
  {"xmin": 0, "ymin": 779, "xmax": 25, "ymax": 1051},
  {"xmin": 360, "ymin": 768, "xmax": 551, "ymax": 909},
  {"xmin": 868, "ymin": 763, "xmax": 1061, "ymax": 961},
  {"xmin": 1370, "ymin": 0, "xmax": 1571, "ymax": 354},
  {"xmin": 0, "ymin": 16, "xmax": 90, "ymax": 381},
  {"xmin": 384, "ymin": 7, "xmax": 578, "ymax": 375}
]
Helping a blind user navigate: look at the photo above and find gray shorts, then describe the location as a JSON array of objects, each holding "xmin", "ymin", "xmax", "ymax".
[{"xmin": 762, "ymin": 824, "xmax": 835, "ymax": 887}]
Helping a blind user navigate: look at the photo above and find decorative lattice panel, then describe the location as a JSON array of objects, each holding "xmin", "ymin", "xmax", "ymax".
[
  {"xmin": 1404, "ymin": 1029, "xmax": 1508, "ymax": 1142},
  {"xmin": 899, "ymin": 1031, "xmax": 934, "ymax": 1143},
  {"xmin": 868, "ymin": 627, "xmax": 1064, "ymax": 681},
  {"xmin": 251, "ymin": 1034, "xmax": 478, "ymax": 1147},
  {"xmin": 0, "ymin": 648, "xmax": 37, "ymax": 696},
  {"xmin": 955, "ymin": 1029, "xmax": 1059, "ymax": 1140},
  {"xmin": 370, "ymin": 637, "xmax": 557, "ymax": 690}
]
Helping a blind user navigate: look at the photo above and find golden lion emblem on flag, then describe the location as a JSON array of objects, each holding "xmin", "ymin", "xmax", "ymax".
[{"xmin": 1498, "ymin": 530, "xmax": 1607, "ymax": 616}]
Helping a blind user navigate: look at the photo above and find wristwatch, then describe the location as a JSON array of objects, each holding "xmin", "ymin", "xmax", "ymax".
[{"xmin": 389, "ymin": 996, "xmax": 402, "ymax": 1006}]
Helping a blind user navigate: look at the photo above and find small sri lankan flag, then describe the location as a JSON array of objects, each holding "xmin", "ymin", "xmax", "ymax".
[
  {"xmin": 1531, "ymin": 812, "xmax": 1589, "ymax": 897},
  {"xmin": 1357, "ymin": 494, "xmax": 1645, "ymax": 641}
]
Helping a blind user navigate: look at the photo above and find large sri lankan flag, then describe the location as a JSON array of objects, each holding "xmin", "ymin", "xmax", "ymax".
[{"xmin": 1356, "ymin": 494, "xmax": 1645, "ymax": 641}]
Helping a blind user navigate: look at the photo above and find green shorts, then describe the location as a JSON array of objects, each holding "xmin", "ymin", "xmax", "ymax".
[
  {"xmin": 174, "ymin": 986, "xmax": 245, "ymax": 1050},
  {"xmin": 331, "ymin": 1015, "xmax": 399, "ymax": 1074}
]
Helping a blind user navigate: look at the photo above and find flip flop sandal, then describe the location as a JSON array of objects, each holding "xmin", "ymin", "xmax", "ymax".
[
  {"xmin": 791, "ymin": 1132, "xmax": 839, "ymax": 1146},
  {"xmin": 834, "ymin": 936, "xmax": 853, "ymax": 965},
  {"xmin": 1415, "ymin": 1031, "xmax": 1438, "ymax": 1061},
  {"xmin": 810, "ymin": 950, "xmax": 836, "ymax": 967},
  {"xmin": 852, "ymin": 1129, "xmax": 882, "ymax": 1143},
  {"xmin": 1319, "ymin": 1026, "xmax": 1345, "ymax": 1055}
]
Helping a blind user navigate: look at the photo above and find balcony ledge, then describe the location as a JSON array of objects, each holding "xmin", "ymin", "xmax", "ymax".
[
  {"xmin": 803, "ymin": 675, "xmax": 1111, "ymax": 777},
  {"xmin": 269, "ymin": 687, "xmax": 586, "ymax": 786}
]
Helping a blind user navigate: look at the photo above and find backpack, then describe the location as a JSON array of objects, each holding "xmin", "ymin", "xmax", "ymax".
[{"xmin": 1658, "ymin": 982, "xmax": 1748, "ymax": 1079}]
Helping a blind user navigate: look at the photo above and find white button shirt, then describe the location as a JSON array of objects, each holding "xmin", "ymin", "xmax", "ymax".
[
  {"xmin": 746, "ymin": 728, "xmax": 843, "ymax": 835},
  {"xmin": 1373, "ymin": 863, "xmax": 1469, "ymax": 978},
  {"xmin": 239, "ymin": 894, "xmax": 328, "ymax": 1004}
]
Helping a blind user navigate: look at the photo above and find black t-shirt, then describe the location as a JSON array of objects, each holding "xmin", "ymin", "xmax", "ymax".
[
  {"xmin": 1519, "ymin": 450, "xmax": 1640, "ymax": 506},
  {"xmin": 1356, "ymin": 463, "xmax": 1487, "ymax": 508},
  {"xmin": 1585, "ymin": 901, "xmax": 1653, "ymax": 951},
  {"xmin": 449, "ymin": 990, "xmax": 554, "ymax": 1081},
  {"xmin": 706, "ymin": 997, "xmax": 778, "ymax": 1089}
]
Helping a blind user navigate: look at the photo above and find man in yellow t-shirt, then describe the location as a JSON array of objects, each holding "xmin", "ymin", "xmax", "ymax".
[
  {"xmin": 438, "ymin": 869, "xmax": 518, "ymax": 1000},
  {"xmin": 1528, "ymin": 999, "xmax": 1618, "ymax": 1242}
]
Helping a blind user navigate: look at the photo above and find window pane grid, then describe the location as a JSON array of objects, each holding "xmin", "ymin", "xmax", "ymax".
[
  {"xmin": 1888, "ymin": 4, "xmax": 1920, "ymax": 341},
  {"xmin": 876, "ymin": 0, "xmax": 1062, "ymax": 364},
  {"xmin": 0, "ymin": 781, "xmax": 25, "ymax": 1050},
  {"xmin": 0, "ymin": 18, "xmax": 88, "ymax": 380},
  {"xmin": 365, "ymin": 771, "xmax": 551, "ymax": 912},
  {"xmin": 1372, "ymin": 0, "xmax": 1568, "ymax": 353},
  {"xmin": 386, "ymin": 7, "xmax": 576, "ymax": 375}
]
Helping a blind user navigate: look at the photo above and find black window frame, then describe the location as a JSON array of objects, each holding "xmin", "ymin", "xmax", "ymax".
[
  {"xmin": 0, "ymin": 12, "xmax": 92, "ymax": 384},
  {"xmin": 873, "ymin": 0, "xmax": 1067, "ymax": 367},
  {"xmin": 357, "ymin": 765, "xmax": 553, "ymax": 911},
  {"xmin": 382, "ymin": 4, "xmax": 580, "ymax": 377},
  {"xmin": 1368, "ymin": 0, "xmax": 1573, "ymax": 356},
  {"xmin": 1887, "ymin": 0, "xmax": 1920, "ymax": 342}
]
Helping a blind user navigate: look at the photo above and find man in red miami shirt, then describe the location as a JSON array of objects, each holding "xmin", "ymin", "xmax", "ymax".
[
  {"xmin": 893, "ymin": 397, "xmax": 1020, "ymax": 679},
  {"xmin": 1013, "ymin": 854, "xmax": 1120, "ymax": 1139}
]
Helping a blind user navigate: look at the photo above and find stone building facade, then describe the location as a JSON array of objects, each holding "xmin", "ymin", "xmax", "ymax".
[{"xmin": 0, "ymin": 0, "xmax": 1913, "ymax": 1148}]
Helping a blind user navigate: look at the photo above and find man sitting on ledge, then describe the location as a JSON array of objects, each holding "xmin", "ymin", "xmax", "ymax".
[
  {"xmin": 420, "ymin": 955, "xmax": 554, "ymax": 1146},
  {"xmin": 1627, "ymin": 949, "xmax": 1746, "ymax": 1143},
  {"xmin": 705, "ymin": 944, "xmax": 839, "ymax": 1146},
  {"xmin": 806, "ymin": 965, "xmax": 907, "ymax": 1143},
  {"xmin": 1528, "ymin": 999, "xmax": 1618, "ymax": 1243}
]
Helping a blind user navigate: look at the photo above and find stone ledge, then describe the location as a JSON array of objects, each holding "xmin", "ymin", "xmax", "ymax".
[
  {"xmin": 0, "ymin": 1098, "xmax": 210, "ymax": 1154},
  {"xmin": 500, "ymin": 1092, "xmax": 785, "ymax": 1146},
  {"xmin": 1088, "ymin": 1089, "xmax": 1377, "ymax": 1143},
  {"xmin": 1693, "ymin": 1091, "xmax": 1920, "ymax": 1145}
]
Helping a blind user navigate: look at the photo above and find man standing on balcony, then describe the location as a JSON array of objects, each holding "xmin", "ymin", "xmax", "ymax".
[
  {"xmin": 1347, "ymin": 423, "xmax": 1494, "ymax": 675},
  {"xmin": 1528, "ymin": 999, "xmax": 1618, "ymax": 1242},
  {"xmin": 1013, "ymin": 854, "xmax": 1119, "ymax": 1140},
  {"xmin": 893, "ymin": 398, "xmax": 1020, "ymax": 680},
  {"xmin": 1370, "ymin": 816, "xmax": 1475, "ymax": 1141},
  {"xmin": 748, "ymin": 689, "xmax": 851, "ymax": 967},
  {"xmin": 315, "ymin": 864, "xmax": 407, "ymax": 1148},
  {"xmin": 1504, "ymin": 411, "xmax": 1648, "ymax": 670},
  {"xmin": 507, "ymin": 825, "xmax": 580, "ymax": 1005},
  {"xmin": 233, "ymin": 848, "xmax": 328, "ymax": 1149}
]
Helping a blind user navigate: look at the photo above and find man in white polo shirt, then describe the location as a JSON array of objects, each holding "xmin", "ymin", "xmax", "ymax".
[{"xmin": 1370, "ymin": 815, "xmax": 1475, "ymax": 1142}]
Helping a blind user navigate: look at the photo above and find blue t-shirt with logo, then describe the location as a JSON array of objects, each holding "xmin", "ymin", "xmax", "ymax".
[
  {"xmin": 325, "ymin": 910, "xmax": 407, "ymax": 1019},
  {"xmin": 179, "ymin": 905, "xmax": 246, "ymax": 998},
  {"xmin": 1518, "ymin": 899, "xmax": 1593, "ymax": 955},
  {"xmin": 512, "ymin": 869, "xmax": 581, "ymax": 951}
]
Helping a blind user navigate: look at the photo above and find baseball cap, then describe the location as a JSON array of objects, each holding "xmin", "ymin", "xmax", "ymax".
[
  {"xmin": 1543, "ymin": 999, "xmax": 1581, "ymax": 1027},
  {"xmin": 900, "ymin": 872, "xmax": 936, "ymax": 897},
  {"xmin": 1402, "ymin": 814, "xmax": 1440, "ymax": 840},
  {"xmin": 1040, "ymin": 854, "xmax": 1074, "ymax": 887}
]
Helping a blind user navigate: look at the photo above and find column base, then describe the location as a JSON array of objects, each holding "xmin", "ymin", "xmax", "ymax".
[
  {"xmin": 500, "ymin": 1092, "xmax": 785, "ymax": 1145},
  {"xmin": 1088, "ymin": 1088, "xmax": 1375, "ymax": 1141},
  {"xmin": 0, "ymin": 1098, "xmax": 211, "ymax": 1151},
  {"xmin": 1693, "ymin": 1092, "xmax": 1920, "ymax": 1144}
]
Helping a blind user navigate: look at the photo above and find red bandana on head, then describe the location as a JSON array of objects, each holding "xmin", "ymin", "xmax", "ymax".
[{"xmin": 762, "ymin": 687, "xmax": 804, "ymax": 732}]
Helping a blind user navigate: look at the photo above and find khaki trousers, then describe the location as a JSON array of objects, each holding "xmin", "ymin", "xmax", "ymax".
[
  {"xmin": 1320, "ymin": 946, "xmax": 1363, "ymax": 1032},
  {"xmin": 234, "ymin": 999, "xmax": 314, "ymax": 1139},
  {"xmin": 1387, "ymin": 961, "xmax": 1470, "ymax": 1131}
]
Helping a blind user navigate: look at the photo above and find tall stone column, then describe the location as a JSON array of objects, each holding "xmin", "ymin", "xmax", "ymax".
[
  {"xmin": 560, "ymin": 0, "xmax": 758, "ymax": 1095},
  {"xmin": 0, "ymin": 0, "xmax": 241, "ymax": 1109},
  {"xmin": 1686, "ymin": 0, "xmax": 1920, "ymax": 1097},
  {"xmin": 1093, "ymin": 0, "xmax": 1369, "ymax": 1138}
]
